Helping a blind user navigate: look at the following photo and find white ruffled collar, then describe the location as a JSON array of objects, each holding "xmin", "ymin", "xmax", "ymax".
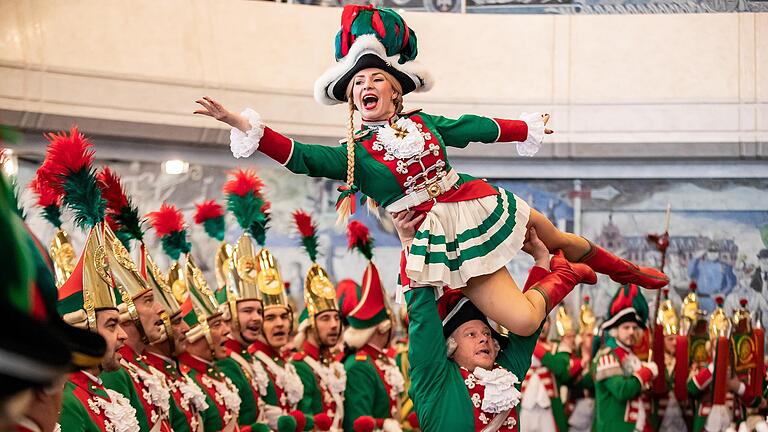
[{"xmin": 464, "ymin": 365, "xmax": 522, "ymax": 414}]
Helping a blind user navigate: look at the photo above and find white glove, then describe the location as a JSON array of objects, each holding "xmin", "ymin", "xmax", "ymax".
[
  {"xmin": 641, "ymin": 362, "xmax": 659, "ymax": 379},
  {"xmin": 261, "ymin": 404, "xmax": 282, "ymax": 430},
  {"xmin": 382, "ymin": 418, "xmax": 403, "ymax": 432}
]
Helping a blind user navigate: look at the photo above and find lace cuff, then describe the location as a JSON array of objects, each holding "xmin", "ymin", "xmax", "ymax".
[
  {"xmin": 229, "ymin": 108, "xmax": 265, "ymax": 158},
  {"xmin": 516, "ymin": 112, "xmax": 545, "ymax": 157}
]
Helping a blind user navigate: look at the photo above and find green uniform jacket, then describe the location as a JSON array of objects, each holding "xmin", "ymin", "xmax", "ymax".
[
  {"xmin": 257, "ymin": 110, "xmax": 529, "ymax": 209},
  {"xmin": 405, "ymin": 288, "xmax": 541, "ymax": 431},
  {"xmin": 100, "ymin": 366, "xmax": 150, "ymax": 431},
  {"xmin": 60, "ymin": 371, "xmax": 138, "ymax": 432},
  {"xmin": 179, "ymin": 352, "xmax": 239, "ymax": 432},
  {"xmin": 590, "ymin": 342, "xmax": 650, "ymax": 432},
  {"xmin": 342, "ymin": 344, "xmax": 400, "ymax": 432},
  {"xmin": 143, "ymin": 351, "xmax": 197, "ymax": 432},
  {"xmin": 249, "ymin": 339, "xmax": 300, "ymax": 411},
  {"xmin": 292, "ymin": 340, "xmax": 347, "ymax": 431},
  {"xmin": 218, "ymin": 339, "xmax": 264, "ymax": 428},
  {"xmin": 294, "ymin": 359, "xmax": 321, "ymax": 415}
]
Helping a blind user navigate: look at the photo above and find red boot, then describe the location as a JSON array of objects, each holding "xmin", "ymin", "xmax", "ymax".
[
  {"xmin": 577, "ymin": 241, "xmax": 669, "ymax": 290},
  {"xmin": 528, "ymin": 251, "xmax": 597, "ymax": 313}
]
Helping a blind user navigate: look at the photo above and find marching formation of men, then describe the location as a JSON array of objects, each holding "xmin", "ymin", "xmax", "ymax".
[{"xmin": 3, "ymin": 126, "xmax": 768, "ymax": 432}]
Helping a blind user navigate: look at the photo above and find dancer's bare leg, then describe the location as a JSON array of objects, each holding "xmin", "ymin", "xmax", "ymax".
[
  {"xmin": 393, "ymin": 211, "xmax": 587, "ymax": 337},
  {"xmin": 526, "ymin": 207, "xmax": 669, "ymax": 289},
  {"xmin": 463, "ymin": 266, "xmax": 548, "ymax": 337},
  {"xmin": 526, "ymin": 208, "xmax": 590, "ymax": 261}
]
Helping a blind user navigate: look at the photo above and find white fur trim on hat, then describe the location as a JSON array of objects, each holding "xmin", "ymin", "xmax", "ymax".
[
  {"xmin": 313, "ymin": 34, "xmax": 433, "ymax": 106},
  {"xmin": 342, "ymin": 318, "xmax": 391, "ymax": 349}
]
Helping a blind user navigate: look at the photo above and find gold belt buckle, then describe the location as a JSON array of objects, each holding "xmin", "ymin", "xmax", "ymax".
[{"xmin": 426, "ymin": 182, "xmax": 442, "ymax": 198}]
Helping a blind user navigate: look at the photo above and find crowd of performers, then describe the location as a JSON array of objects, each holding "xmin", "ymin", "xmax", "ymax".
[
  {"xmin": 3, "ymin": 128, "xmax": 768, "ymax": 432},
  {"xmin": 2, "ymin": 4, "xmax": 768, "ymax": 432}
]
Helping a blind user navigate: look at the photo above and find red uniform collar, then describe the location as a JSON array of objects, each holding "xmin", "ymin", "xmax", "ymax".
[
  {"xmin": 177, "ymin": 352, "xmax": 213, "ymax": 374},
  {"xmin": 118, "ymin": 344, "xmax": 145, "ymax": 366},
  {"xmin": 224, "ymin": 338, "xmax": 245, "ymax": 356},
  {"xmin": 248, "ymin": 338, "xmax": 282, "ymax": 361},
  {"xmin": 69, "ymin": 371, "xmax": 109, "ymax": 399},
  {"xmin": 359, "ymin": 343, "xmax": 387, "ymax": 360}
]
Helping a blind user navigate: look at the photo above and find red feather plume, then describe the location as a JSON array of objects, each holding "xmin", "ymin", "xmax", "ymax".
[
  {"xmin": 292, "ymin": 210, "xmax": 316, "ymax": 237},
  {"xmin": 347, "ymin": 220, "xmax": 371, "ymax": 250},
  {"xmin": 146, "ymin": 202, "xmax": 185, "ymax": 237},
  {"xmin": 40, "ymin": 126, "xmax": 95, "ymax": 192},
  {"xmin": 97, "ymin": 167, "xmax": 129, "ymax": 211},
  {"xmin": 222, "ymin": 168, "xmax": 264, "ymax": 197},
  {"xmin": 193, "ymin": 199, "xmax": 225, "ymax": 224},
  {"xmin": 28, "ymin": 176, "xmax": 62, "ymax": 207}
]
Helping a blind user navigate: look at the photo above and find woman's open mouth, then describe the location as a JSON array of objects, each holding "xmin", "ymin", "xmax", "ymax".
[{"xmin": 362, "ymin": 94, "xmax": 379, "ymax": 110}]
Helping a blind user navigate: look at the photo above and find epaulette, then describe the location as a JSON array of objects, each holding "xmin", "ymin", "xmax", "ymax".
[
  {"xmin": 596, "ymin": 347, "xmax": 612, "ymax": 358},
  {"xmin": 400, "ymin": 108, "xmax": 423, "ymax": 117},
  {"xmin": 292, "ymin": 352, "xmax": 307, "ymax": 361},
  {"xmin": 594, "ymin": 348, "xmax": 622, "ymax": 381},
  {"xmin": 355, "ymin": 352, "xmax": 369, "ymax": 362},
  {"xmin": 338, "ymin": 129, "xmax": 372, "ymax": 145}
]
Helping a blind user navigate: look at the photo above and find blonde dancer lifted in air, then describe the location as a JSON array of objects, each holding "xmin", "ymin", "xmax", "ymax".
[{"xmin": 195, "ymin": 5, "xmax": 668, "ymax": 336}]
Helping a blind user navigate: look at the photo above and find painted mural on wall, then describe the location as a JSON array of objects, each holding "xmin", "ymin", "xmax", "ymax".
[
  {"xmin": 16, "ymin": 159, "xmax": 768, "ymax": 328},
  {"xmin": 577, "ymin": 179, "xmax": 768, "ymax": 326}
]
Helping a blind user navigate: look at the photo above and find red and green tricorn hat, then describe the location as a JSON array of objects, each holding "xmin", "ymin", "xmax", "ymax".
[
  {"xmin": 600, "ymin": 283, "xmax": 649, "ymax": 333},
  {"xmin": 341, "ymin": 221, "xmax": 390, "ymax": 330},
  {"xmin": 336, "ymin": 267, "xmax": 388, "ymax": 331},
  {"xmin": 437, "ymin": 289, "xmax": 508, "ymax": 349},
  {"xmin": 314, "ymin": 4, "xmax": 432, "ymax": 105}
]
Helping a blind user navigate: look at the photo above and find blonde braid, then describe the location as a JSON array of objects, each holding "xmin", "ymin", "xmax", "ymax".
[{"xmin": 346, "ymin": 97, "xmax": 356, "ymax": 188}]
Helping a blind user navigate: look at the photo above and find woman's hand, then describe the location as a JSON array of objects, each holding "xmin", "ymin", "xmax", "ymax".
[
  {"xmin": 522, "ymin": 227, "xmax": 550, "ymax": 270},
  {"xmin": 542, "ymin": 113, "xmax": 554, "ymax": 135},
  {"xmin": 194, "ymin": 96, "xmax": 251, "ymax": 132},
  {"xmin": 390, "ymin": 211, "xmax": 425, "ymax": 249}
]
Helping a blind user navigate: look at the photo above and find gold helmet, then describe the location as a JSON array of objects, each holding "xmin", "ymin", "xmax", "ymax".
[
  {"xmin": 216, "ymin": 243, "xmax": 234, "ymax": 293},
  {"xmin": 657, "ymin": 288, "xmax": 679, "ymax": 336},
  {"xmin": 555, "ymin": 305, "xmax": 576, "ymax": 338},
  {"xmin": 679, "ymin": 282, "xmax": 701, "ymax": 336},
  {"xmin": 50, "ymin": 229, "xmax": 77, "ymax": 288},
  {"xmin": 29, "ymin": 175, "xmax": 76, "ymax": 288},
  {"xmin": 103, "ymin": 224, "xmax": 155, "ymax": 343},
  {"xmin": 58, "ymin": 224, "xmax": 118, "ymax": 332},
  {"xmin": 708, "ymin": 295, "xmax": 731, "ymax": 340},
  {"xmin": 222, "ymin": 169, "xmax": 288, "ymax": 323},
  {"xmin": 139, "ymin": 243, "xmax": 181, "ymax": 351},
  {"xmin": 184, "ymin": 253, "xmax": 222, "ymax": 354},
  {"xmin": 226, "ymin": 232, "xmax": 263, "ymax": 339},
  {"xmin": 304, "ymin": 263, "xmax": 339, "ymax": 329},
  {"xmin": 580, "ymin": 295, "xmax": 596, "ymax": 336},
  {"xmin": 256, "ymin": 248, "xmax": 290, "ymax": 312},
  {"xmin": 292, "ymin": 210, "xmax": 337, "ymax": 333}
]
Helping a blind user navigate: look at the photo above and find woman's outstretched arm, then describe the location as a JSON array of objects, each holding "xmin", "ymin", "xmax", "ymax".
[
  {"xmin": 422, "ymin": 112, "xmax": 552, "ymax": 156},
  {"xmin": 195, "ymin": 97, "xmax": 348, "ymax": 181}
]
